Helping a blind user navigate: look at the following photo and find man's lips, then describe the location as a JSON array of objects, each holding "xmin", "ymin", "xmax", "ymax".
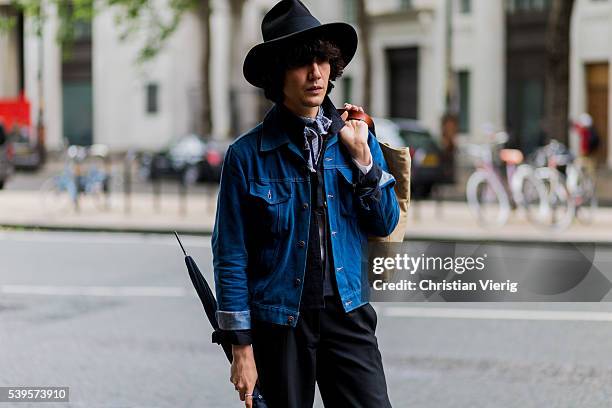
[{"xmin": 306, "ymin": 86, "xmax": 323, "ymax": 93}]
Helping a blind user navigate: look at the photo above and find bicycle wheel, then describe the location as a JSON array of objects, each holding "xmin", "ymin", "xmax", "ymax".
[
  {"xmin": 534, "ymin": 167, "xmax": 575, "ymax": 230},
  {"xmin": 466, "ymin": 170, "xmax": 510, "ymax": 228},
  {"xmin": 567, "ymin": 164, "xmax": 597, "ymax": 224},
  {"xmin": 510, "ymin": 165, "xmax": 548, "ymax": 225},
  {"xmin": 40, "ymin": 176, "xmax": 74, "ymax": 214}
]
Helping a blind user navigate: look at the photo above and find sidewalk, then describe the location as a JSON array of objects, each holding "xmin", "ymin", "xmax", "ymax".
[
  {"xmin": 0, "ymin": 190, "xmax": 216, "ymax": 234},
  {"xmin": 1, "ymin": 189, "xmax": 611, "ymax": 243}
]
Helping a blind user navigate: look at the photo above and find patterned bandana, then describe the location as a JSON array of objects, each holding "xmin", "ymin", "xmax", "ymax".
[{"xmin": 300, "ymin": 106, "xmax": 332, "ymax": 172}]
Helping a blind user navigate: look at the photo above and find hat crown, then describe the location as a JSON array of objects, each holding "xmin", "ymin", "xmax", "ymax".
[{"xmin": 262, "ymin": 0, "xmax": 322, "ymax": 42}]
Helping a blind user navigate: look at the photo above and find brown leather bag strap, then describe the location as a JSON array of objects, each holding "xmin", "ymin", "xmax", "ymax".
[{"xmin": 336, "ymin": 109, "xmax": 376, "ymax": 135}]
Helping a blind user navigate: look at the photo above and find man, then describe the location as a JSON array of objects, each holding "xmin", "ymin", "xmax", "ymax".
[
  {"xmin": 212, "ymin": 1, "xmax": 399, "ymax": 407},
  {"xmin": 572, "ymin": 113, "xmax": 599, "ymax": 182}
]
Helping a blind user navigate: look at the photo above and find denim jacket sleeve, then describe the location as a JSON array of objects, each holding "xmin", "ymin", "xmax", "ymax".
[
  {"xmin": 212, "ymin": 145, "xmax": 252, "ymax": 330},
  {"xmin": 352, "ymin": 131, "xmax": 400, "ymax": 237}
]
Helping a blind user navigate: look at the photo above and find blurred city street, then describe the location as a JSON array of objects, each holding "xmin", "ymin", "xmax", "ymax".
[
  {"xmin": 2, "ymin": 230, "xmax": 612, "ymax": 408},
  {"xmin": 1, "ymin": 0, "xmax": 612, "ymax": 406},
  {"xmin": 1, "ymin": 157, "xmax": 612, "ymax": 242}
]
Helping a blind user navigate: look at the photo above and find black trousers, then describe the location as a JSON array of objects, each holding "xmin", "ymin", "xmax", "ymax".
[{"xmin": 251, "ymin": 294, "xmax": 393, "ymax": 408}]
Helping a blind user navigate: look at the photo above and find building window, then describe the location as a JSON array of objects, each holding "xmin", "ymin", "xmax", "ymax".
[
  {"xmin": 459, "ymin": 0, "xmax": 472, "ymax": 13},
  {"xmin": 457, "ymin": 71, "xmax": 470, "ymax": 133},
  {"xmin": 344, "ymin": 0, "xmax": 357, "ymax": 23},
  {"xmin": 146, "ymin": 83, "xmax": 159, "ymax": 114},
  {"xmin": 399, "ymin": 0, "xmax": 413, "ymax": 10},
  {"xmin": 343, "ymin": 76, "xmax": 353, "ymax": 104}
]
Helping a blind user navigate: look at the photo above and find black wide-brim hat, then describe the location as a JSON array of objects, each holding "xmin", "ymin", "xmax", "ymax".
[{"xmin": 243, "ymin": 0, "xmax": 358, "ymax": 88}]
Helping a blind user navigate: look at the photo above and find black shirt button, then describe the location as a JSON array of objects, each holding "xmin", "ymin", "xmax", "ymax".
[{"xmin": 297, "ymin": 240, "xmax": 305, "ymax": 248}]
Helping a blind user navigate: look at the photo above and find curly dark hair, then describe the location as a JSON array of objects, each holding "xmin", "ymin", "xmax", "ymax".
[{"xmin": 260, "ymin": 37, "xmax": 347, "ymax": 103}]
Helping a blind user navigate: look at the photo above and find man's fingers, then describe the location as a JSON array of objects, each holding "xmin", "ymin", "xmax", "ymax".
[
  {"xmin": 237, "ymin": 382, "xmax": 255, "ymax": 403},
  {"xmin": 344, "ymin": 102, "xmax": 364, "ymax": 112},
  {"xmin": 244, "ymin": 384, "xmax": 255, "ymax": 408},
  {"xmin": 341, "ymin": 110, "xmax": 349, "ymax": 121}
]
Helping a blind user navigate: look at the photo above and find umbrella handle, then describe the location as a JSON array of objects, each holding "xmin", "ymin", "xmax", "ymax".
[{"xmin": 251, "ymin": 385, "xmax": 268, "ymax": 408}]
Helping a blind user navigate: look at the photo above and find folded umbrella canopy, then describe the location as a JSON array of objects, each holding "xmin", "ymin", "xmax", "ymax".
[{"xmin": 175, "ymin": 232, "xmax": 268, "ymax": 407}]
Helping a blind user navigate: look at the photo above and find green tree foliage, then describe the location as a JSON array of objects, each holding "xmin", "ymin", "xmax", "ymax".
[{"xmin": 7, "ymin": 0, "xmax": 201, "ymax": 62}]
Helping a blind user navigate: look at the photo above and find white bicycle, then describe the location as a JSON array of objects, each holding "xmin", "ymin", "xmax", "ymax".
[{"xmin": 465, "ymin": 132, "xmax": 548, "ymax": 228}]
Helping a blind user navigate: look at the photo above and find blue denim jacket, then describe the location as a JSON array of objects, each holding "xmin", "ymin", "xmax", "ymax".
[{"xmin": 212, "ymin": 97, "xmax": 400, "ymax": 329}]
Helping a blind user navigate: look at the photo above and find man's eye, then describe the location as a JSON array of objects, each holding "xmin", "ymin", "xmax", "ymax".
[{"xmin": 290, "ymin": 58, "xmax": 312, "ymax": 67}]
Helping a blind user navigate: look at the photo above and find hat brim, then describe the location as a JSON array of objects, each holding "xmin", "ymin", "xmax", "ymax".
[{"xmin": 243, "ymin": 22, "xmax": 358, "ymax": 88}]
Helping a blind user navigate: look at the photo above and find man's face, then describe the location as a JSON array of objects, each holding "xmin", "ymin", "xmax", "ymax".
[{"xmin": 282, "ymin": 57, "xmax": 330, "ymax": 115}]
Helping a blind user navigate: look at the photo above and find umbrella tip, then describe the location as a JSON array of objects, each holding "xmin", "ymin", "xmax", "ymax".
[{"xmin": 174, "ymin": 231, "xmax": 187, "ymax": 256}]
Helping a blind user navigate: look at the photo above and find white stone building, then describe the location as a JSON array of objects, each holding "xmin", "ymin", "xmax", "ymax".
[
  {"xmin": 311, "ymin": 0, "xmax": 611, "ymax": 167},
  {"xmin": 0, "ymin": 0, "xmax": 610, "ymax": 168},
  {"xmin": 0, "ymin": 0, "xmax": 277, "ymax": 151}
]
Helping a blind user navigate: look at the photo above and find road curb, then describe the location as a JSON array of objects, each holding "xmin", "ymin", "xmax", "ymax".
[
  {"xmin": 3, "ymin": 222, "xmax": 612, "ymax": 245},
  {"xmin": 0, "ymin": 223, "xmax": 214, "ymax": 236}
]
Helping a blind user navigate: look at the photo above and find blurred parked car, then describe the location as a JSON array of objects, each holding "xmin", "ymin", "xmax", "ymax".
[
  {"xmin": 139, "ymin": 134, "xmax": 227, "ymax": 185},
  {"xmin": 0, "ymin": 124, "xmax": 14, "ymax": 189},
  {"xmin": 374, "ymin": 117, "xmax": 446, "ymax": 199},
  {"xmin": 9, "ymin": 125, "xmax": 42, "ymax": 170}
]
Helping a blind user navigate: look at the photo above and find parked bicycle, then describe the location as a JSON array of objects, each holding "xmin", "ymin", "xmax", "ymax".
[
  {"xmin": 531, "ymin": 140, "xmax": 597, "ymax": 229},
  {"xmin": 40, "ymin": 144, "xmax": 122, "ymax": 213},
  {"xmin": 465, "ymin": 131, "xmax": 547, "ymax": 228},
  {"xmin": 568, "ymin": 157, "xmax": 598, "ymax": 224}
]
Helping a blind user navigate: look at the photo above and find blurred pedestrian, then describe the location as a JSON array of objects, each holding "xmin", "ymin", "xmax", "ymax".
[
  {"xmin": 440, "ymin": 112, "xmax": 457, "ymax": 184},
  {"xmin": 572, "ymin": 113, "xmax": 599, "ymax": 181},
  {"xmin": 211, "ymin": 1, "xmax": 399, "ymax": 407}
]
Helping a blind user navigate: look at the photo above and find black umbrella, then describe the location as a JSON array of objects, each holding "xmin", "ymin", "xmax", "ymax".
[{"xmin": 175, "ymin": 232, "xmax": 268, "ymax": 407}]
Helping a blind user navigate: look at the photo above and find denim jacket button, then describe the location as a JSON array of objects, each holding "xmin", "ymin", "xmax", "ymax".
[
  {"xmin": 287, "ymin": 315, "xmax": 294, "ymax": 324},
  {"xmin": 294, "ymin": 278, "xmax": 302, "ymax": 287},
  {"xmin": 302, "ymin": 203, "xmax": 309, "ymax": 210},
  {"xmin": 297, "ymin": 240, "xmax": 305, "ymax": 248}
]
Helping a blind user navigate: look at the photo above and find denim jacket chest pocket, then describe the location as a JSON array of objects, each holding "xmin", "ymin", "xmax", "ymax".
[
  {"xmin": 248, "ymin": 180, "xmax": 293, "ymax": 235},
  {"xmin": 335, "ymin": 167, "xmax": 358, "ymax": 218}
]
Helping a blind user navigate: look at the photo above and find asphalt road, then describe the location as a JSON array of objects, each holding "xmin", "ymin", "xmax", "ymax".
[{"xmin": 1, "ymin": 231, "xmax": 612, "ymax": 407}]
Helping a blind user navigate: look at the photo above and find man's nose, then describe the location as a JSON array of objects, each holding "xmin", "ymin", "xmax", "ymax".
[{"xmin": 308, "ymin": 62, "xmax": 322, "ymax": 80}]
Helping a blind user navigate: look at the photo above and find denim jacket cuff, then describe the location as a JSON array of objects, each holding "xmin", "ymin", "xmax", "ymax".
[
  {"xmin": 216, "ymin": 310, "xmax": 251, "ymax": 330},
  {"xmin": 378, "ymin": 169, "xmax": 395, "ymax": 188}
]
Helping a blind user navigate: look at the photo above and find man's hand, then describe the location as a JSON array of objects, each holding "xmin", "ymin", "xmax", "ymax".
[
  {"xmin": 230, "ymin": 345, "xmax": 258, "ymax": 408},
  {"xmin": 339, "ymin": 103, "xmax": 372, "ymax": 166}
]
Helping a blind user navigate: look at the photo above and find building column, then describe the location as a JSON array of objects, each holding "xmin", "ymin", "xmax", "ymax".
[
  {"xmin": 472, "ymin": 0, "xmax": 504, "ymax": 137},
  {"xmin": 0, "ymin": 6, "xmax": 20, "ymax": 98}
]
